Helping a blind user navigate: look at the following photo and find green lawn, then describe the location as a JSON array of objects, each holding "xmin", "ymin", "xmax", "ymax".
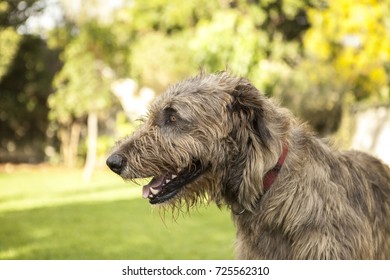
[{"xmin": 0, "ymin": 166, "xmax": 235, "ymax": 259}]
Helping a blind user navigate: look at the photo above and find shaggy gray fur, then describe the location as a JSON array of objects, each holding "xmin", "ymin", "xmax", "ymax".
[{"xmin": 107, "ymin": 72, "xmax": 390, "ymax": 259}]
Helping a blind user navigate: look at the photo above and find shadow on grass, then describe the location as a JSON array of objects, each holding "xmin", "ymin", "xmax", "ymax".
[{"xmin": 0, "ymin": 198, "xmax": 235, "ymax": 260}]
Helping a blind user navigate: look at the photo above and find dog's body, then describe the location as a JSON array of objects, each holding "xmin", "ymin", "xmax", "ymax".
[{"xmin": 107, "ymin": 73, "xmax": 390, "ymax": 259}]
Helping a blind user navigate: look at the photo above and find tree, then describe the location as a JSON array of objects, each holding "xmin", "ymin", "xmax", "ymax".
[
  {"xmin": 115, "ymin": 0, "xmax": 220, "ymax": 91},
  {"xmin": 0, "ymin": 0, "xmax": 46, "ymax": 80},
  {"xmin": 270, "ymin": 0, "xmax": 390, "ymax": 136},
  {"xmin": 304, "ymin": 0, "xmax": 390, "ymax": 102},
  {"xmin": 49, "ymin": 22, "xmax": 114, "ymax": 177},
  {"xmin": 0, "ymin": 0, "xmax": 61, "ymax": 163},
  {"xmin": 0, "ymin": 27, "xmax": 20, "ymax": 80},
  {"xmin": 109, "ymin": 0, "xmax": 313, "ymax": 93},
  {"xmin": 189, "ymin": 0, "xmax": 313, "ymax": 91}
]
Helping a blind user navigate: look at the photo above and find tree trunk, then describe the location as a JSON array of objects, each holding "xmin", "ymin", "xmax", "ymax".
[
  {"xmin": 69, "ymin": 121, "xmax": 81, "ymax": 167},
  {"xmin": 83, "ymin": 111, "xmax": 98, "ymax": 182},
  {"xmin": 59, "ymin": 121, "xmax": 81, "ymax": 168}
]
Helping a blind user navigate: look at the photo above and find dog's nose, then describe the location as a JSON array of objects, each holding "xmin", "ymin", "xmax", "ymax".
[{"xmin": 106, "ymin": 154, "xmax": 125, "ymax": 174}]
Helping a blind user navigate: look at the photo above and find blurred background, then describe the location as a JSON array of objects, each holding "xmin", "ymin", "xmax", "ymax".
[{"xmin": 0, "ymin": 0, "xmax": 389, "ymax": 259}]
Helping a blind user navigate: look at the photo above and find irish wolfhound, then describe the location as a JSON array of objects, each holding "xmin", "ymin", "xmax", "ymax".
[{"xmin": 106, "ymin": 72, "xmax": 390, "ymax": 259}]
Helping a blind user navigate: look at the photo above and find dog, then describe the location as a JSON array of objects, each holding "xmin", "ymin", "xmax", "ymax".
[{"xmin": 107, "ymin": 72, "xmax": 390, "ymax": 259}]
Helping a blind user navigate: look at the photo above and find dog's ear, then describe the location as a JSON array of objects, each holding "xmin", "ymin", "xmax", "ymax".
[
  {"xmin": 224, "ymin": 79, "xmax": 291, "ymax": 212},
  {"xmin": 229, "ymin": 81, "xmax": 272, "ymax": 149},
  {"xmin": 224, "ymin": 80, "xmax": 274, "ymax": 212}
]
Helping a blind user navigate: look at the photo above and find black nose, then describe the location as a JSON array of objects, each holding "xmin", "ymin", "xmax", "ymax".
[{"xmin": 106, "ymin": 154, "xmax": 125, "ymax": 174}]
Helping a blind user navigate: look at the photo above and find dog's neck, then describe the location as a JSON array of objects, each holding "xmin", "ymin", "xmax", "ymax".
[
  {"xmin": 231, "ymin": 143, "xmax": 288, "ymax": 216},
  {"xmin": 263, "ymin": 143, "xmax": 289, "ymax": 191}
]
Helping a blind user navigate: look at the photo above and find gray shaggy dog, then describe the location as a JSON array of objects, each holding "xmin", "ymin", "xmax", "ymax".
[{"xmin": 107, "ymin": 72, "xmax": 390, "ymax": 259}]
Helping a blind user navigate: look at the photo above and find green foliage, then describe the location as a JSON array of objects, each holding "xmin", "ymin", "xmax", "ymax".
[
  {"xmin": 0, "ymin": 0, "xmax": 61, "ymax": 163},
  {"xmin": 127, "ymin": 0, "xmax": 218, "ymax": 33},
  {"xmin": 0, "ymin": 0, "xmax": 43, "ymax": 27},
  {"xmin": 3, "ymin": 0, "xmax": 390, "ymax": 164},
  {"xmin": 304, "ymin": 0, "xmax": 390, "ymax": 103},
  {"xmin": 49, "ymin": 22, "xmax": 114, "ymax": 124},
  {"xmin": 115, "ymin": 111, "xmax": 138, "ymax": 138},
  {"xmin": 190, "ymin": 9, "xmax": 268, "ymax": 76},
  {"xmin": 116, "ymin": 0, "xmax": 221, "ymax": 89},
  {"xmin": 0, "ymin": 27, "xmax": 21, "ymax": 80},
  {"xmin": 0, "ymin": 0, "xmax": 42, "ymax": 80},
  {"xmin": 112, "ymin": 0, "xmax": 312, "ymax": 93},
  {"xmin": 275, "ymin": 61, "xmax": 344, "ymax": 134},
  {"xmin": 10, "ymin": 0, "xmax": 316, "ymax": 140},
  {"xmin": 130, "ymin": 32, "xmax": 195, "ymax": 92},
  {"xmin": 0, "ymin": 168, "xmax": 234, "ymax": 259},
  {"xmin": 269, "ymin": 0, "xmax": 390, "ymax": 135},
  {"xmin": 0, "ymin": 35, "xmax": 60, "ymax": 162}
]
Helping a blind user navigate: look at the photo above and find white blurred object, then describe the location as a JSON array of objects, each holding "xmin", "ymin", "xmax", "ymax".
[
  {"xmin": 351, "ymin": 106, "xmax": 390, "ymax": 165},
  {"xmin": 111, "ymin": 79, "xmax": 155, "ymax": 121}
]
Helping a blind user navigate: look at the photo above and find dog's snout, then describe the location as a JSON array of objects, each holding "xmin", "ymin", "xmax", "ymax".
[{"xmin": 106, "ymin": 154, "xmax": 125, "ymax": 174}]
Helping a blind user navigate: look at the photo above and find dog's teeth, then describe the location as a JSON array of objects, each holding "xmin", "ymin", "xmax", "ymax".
[
  {"xmin": 148, "ymin": 194, "xmax": 154, "ymax": 198},
  {"xmin": 171, "ymin": 175, "xmax": 177, "ymax": 179},
  {"xmin": 150, "ymin": 188, "xmax": 160, "ymax": 195},
  {"xmin": 165, "ymin": 179, "xmax": 171, "ymax": 184}
]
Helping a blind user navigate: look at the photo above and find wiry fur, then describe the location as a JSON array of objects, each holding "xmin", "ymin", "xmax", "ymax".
[{"xmin": 108, "ymin": 72, "xmax": 390, "ymax": 259}]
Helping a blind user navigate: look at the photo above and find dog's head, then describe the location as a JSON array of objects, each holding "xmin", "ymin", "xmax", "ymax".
[{"xmin": 107, "ymin": 72, "xmax": 290, "ymax": 212}]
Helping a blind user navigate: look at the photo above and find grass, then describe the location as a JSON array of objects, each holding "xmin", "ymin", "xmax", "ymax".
[{"xmin": 0, "ymin": 165, "xmax": 235, "ymax": 260}]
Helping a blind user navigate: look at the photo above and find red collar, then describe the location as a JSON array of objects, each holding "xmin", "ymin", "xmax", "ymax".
[{"xmin": 263, "ymin": 144, "xmax": 288, "ymax": 191}]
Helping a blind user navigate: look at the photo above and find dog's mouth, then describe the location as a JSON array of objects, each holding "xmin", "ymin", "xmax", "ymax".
[{"xmin": 142, "ymin": 161, "xmax": 206, "ymax": 204}]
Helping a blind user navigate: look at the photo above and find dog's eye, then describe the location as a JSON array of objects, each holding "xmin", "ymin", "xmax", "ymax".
[
  {"xmin": 165, "ymin": 114, "xmax": 177, "ymax": 125},
  {"xmin": 165, "ymin": 114, "xmax": 177, "ymax": 124},
  {"xmin": 161, "ymin": 107, "xmax": 179, "ymax": 126}
]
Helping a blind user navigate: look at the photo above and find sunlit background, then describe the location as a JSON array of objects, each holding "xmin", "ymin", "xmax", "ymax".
[{"xmin": 0, "ymin": 0, "xmax": 389, "ymax": 259}]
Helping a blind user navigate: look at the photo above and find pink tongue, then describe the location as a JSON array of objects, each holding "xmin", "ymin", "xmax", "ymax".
[{"xmin": 142, "ymin": 176, "xmax": 165, "ymax": 198}]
